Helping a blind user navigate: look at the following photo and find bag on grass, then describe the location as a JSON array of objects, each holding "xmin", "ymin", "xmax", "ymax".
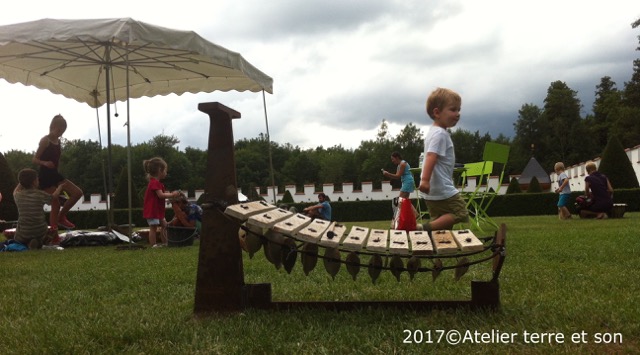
[
  {"xmin": 396, "ymin": 197, "xmax": 417, "ymax": 232},
  {"xmin": 574, "ymin": 195, "xmax": 593, "ymax": 211},
  {"xmin": 0, "ymin": 239, "xmax": 28, "ymax": 252}
]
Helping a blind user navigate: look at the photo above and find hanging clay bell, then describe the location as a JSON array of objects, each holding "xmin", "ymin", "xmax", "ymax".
[
  {"xmin": 301, "ymin": 243, "xmax": 319, "ymax": 276},
  {"xmin": 389, "ymin": 255, "xmax": 404, "ymax": 282},
  {"xmin": 368, "ymin": 254, "xmax": 383, "ymax": 284},
  {"xmin": 432, "ymin": 258, "xmax": 443, "ymax": 282},
  {"xmin": 323, "ymin": 247, "xmax": 341, "ymax": 280},
  {"xmin": 281, "ymin": 238, "xmax": 297, "ymax": 274},
  {"xmin": 406, "ymin": 255, "xmax": 421, "ymax": 281},
  {"xmin": 454, "ymin": 257, "xmax": 470, "ymax": 281},
  {"xmin": 345, "ymin": 251, "xmax": 360, "ymax": 281},
  {"xmin": 244, "ymin": 228, "xmax": 264, "ymax": 258}
]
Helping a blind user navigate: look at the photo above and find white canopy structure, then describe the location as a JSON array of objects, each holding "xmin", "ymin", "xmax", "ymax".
[
  {"xmin": 0, "ymin": 18, "xmax": 275, "ymax": 234},
  {"xmin": 0, "ymin": 18, "xmax": 273, "ymax": 107}
]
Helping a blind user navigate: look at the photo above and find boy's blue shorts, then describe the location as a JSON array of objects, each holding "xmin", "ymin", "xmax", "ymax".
[{"xmin": 557, "ymin": 194, "xmax": 570, "ymax": 207}]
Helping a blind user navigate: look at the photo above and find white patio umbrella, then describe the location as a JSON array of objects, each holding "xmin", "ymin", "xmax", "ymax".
[{"xmin": 0, "ymin": 18, "xmax": 274, "ymax": 237}]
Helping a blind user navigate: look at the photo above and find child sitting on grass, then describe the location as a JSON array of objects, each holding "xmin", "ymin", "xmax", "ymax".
[
  {"xmin": 168, "ymin": 192, "xmax": 203, "ymax": 234},
  {"xmin": 13, "ymin": 168, "xmax": 63, "ymax": 250}
]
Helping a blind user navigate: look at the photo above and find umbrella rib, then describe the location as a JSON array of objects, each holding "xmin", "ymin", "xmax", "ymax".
[
  {"xmin": 111, "ymin": 45, "xmax": 233, "ymax": 79},
  {"xmin": 2, "ymin": 41, "xmax": 109, "ymax": 77},
  {"xmin": 1, "ymin": 40, "xmax": 241, "ymax": 80}
]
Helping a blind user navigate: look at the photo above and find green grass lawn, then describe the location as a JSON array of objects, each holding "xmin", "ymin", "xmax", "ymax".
[{"xmin": 1, "ymin": 214, "xmax": 638, "ymax": 354}]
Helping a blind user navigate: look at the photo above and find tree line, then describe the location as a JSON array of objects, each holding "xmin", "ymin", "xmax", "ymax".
[{"xmin": 2, "ymin": 18, "xmax": 639, "ymax": 206}]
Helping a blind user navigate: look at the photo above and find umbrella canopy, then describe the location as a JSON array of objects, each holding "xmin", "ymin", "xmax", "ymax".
[
  {"xmin": 0, "ymin": 18, "xmax": 273, "ymax": 107},
  {"xmin": 0, "ymin": 18, "xmax": 274, "ymax": 234}
]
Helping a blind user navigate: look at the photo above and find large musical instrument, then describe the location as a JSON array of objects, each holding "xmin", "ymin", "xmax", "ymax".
[{"xmin": 225, "ymin": 200, "xmax": 505, "ymax": 285}]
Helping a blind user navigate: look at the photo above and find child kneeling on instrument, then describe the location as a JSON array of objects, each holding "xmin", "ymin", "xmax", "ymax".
[{"xmin": 419, "ymin": 88, "xmax": 469, "ymax": 232}]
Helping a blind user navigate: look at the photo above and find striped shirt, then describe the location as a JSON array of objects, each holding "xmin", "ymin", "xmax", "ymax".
[{"xmin": 13, "ymin": 188, "xmax": 52, "ymax": 244}]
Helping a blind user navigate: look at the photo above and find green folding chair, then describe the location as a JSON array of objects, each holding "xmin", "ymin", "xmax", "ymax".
[
  {"xmin": 460, "ymin": 161, "xmax": 494, "ymax": 231},
  {"xmin": 460, "ymin": 142, "xmax": 510, "ymax": 232}
]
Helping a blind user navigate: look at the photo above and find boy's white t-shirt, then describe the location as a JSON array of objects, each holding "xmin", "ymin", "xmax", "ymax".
[
  {"xmin": 421, "ymin": 125, "xmax": 459, "ymax": 201},
  {"xmin": 558, "ymin": 172, "xmax": 571, "ymax": 194}
]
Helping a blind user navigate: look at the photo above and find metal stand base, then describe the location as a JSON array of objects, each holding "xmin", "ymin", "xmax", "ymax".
[{"xmin": 242, "ymin": 281, "xmax": 499, "ymax": 311}]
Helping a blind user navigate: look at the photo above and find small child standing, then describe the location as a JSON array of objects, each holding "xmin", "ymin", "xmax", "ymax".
[
  {"xmin": 13, "ymin": 168, "xmax": 63, "ymax": 249},
  {"xmin": 554, "ymin": 162, "xmax": 572, "ymax": 220},
  {"xmin": 142, "ymin": 157, "xmax": 179, "ymax": 248},
  {"xmin": 418, "ymin": 88, "xmax": 469, "ymax": 232}
]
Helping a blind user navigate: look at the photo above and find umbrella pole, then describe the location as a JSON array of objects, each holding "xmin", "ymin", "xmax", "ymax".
[
  {"xmin": 105, "ymin": 63, "xmax": 115, "ymax": 229},
  {"xmin": 262, "ymin": 90, "xmax": 277, "ymax": 204},
  {"xmin": 115, "ymin": 55, "xmax": 143, "ymax": 251},
  {"xmin": 126, "ymin": 57, "xmax": 134, "ymax": 244},
  {"xmin": 94, "ymin": 100, "xmax": 110, "ymax": 227}
]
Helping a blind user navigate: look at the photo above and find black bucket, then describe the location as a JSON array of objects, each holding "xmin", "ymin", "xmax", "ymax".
[{"xmin": 167, "ymin": 226, "xmax": 196, "ymax": 247}]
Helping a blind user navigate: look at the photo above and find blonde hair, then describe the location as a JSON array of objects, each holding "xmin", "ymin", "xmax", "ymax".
[
  {"xmin": 143, "ymin": 157, "xmax": 167, "ymax": 179},
  {"xmin": 554, "ymin": 162, "xmax": 565, "ymax": 171},
  {"xmin": 585, "ymin": 161, "xmax": 597, "ymax": 173},
  {"xmin": 171, "ymin": 191, "xmax": 188, "ymax": 204},
  {"xmin": 50, "ymin": 114, "xmax": 67, "ymax": 131},
  {"xmin": 426, "ymin": 88, "xmax": 462, "ymax": 119}
]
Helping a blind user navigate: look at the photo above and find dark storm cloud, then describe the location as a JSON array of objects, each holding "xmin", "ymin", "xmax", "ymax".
[{"xmin": 1, "ymin": 1, "xmax": 638, "ymax": 153}]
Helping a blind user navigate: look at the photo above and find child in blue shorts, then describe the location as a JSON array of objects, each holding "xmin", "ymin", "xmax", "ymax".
[{"xmin": 554, "ymin": 162, "xmax": 572, "ymax": 220}]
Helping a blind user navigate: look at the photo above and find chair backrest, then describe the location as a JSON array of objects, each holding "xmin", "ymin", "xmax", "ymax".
[
  {"xmin": 461, "ymin": 142, "xmax": 511, "ymax": 232},
  {"xmin": 483, "ymin": 142, "xmax": 510, "ymax": 164},
  {"xmin": 460, "ymin": 161, "xmax": 493, "ymax": 193},
  {"xmin": 482, "ymin": 142, "xmax": 510, "ymax": 194}
]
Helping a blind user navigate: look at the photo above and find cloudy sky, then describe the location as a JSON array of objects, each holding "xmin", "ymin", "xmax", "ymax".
[{"xmin": 1, "ymin": 0, "xmax": 638, "ymax": 155}]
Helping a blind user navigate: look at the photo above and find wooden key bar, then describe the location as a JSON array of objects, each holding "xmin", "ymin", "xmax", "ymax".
[
  {"xmin": 247, "ymin": 207, "xmax": 293, "ymax": 229},
  {"xmin": 342, "ymin": 226, "xmax": 369, "ymax": 251},
  {"xmin": 296, "ymin": 218, "xmax": 331, "ymax": 243},
  {"xmin": 409, "ymin": 230, "xmax": 433, "ymax": 255},
  {"xmin": 272, "ymin": 213, "xmax": 312, "ymax": 236},
  {"xmin": 366, "ymin": 229, "xmax": 388, "ymax": 253},
  {"xmin": 432, "ymin": 230, "xmax": 458, "ymax": 254},
  {"xmin": 389, "ymin": 230, "xmax": 410, "ymax": 255},
  {"xmin": 318, "ymin": 222, "xmax": 347, "ymax": 248},
  {"xmin": 452, "ymin": 229, "xmax": 484, "ymax": 252},
  {"xmin": 225, "ymin": 200, "xmax": 276, "ymax": 221}
]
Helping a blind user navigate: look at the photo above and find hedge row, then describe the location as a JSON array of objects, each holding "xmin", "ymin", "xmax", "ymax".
[
  {"xmin": 292, "ymin": 188, "xmax": 639, "ymax": 221},
  {"xmin": 50, "ymin": 188, "xmax": 639, "ymax": 228},
  {"xmin": 486, "ymin": 189, "xmax": 639, "ymax": 217}
]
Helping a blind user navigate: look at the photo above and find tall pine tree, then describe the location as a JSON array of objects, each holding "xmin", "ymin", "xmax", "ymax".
[{"xmin": 540, "ymin": 81, "xmax": 590, "ymax": 169}]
